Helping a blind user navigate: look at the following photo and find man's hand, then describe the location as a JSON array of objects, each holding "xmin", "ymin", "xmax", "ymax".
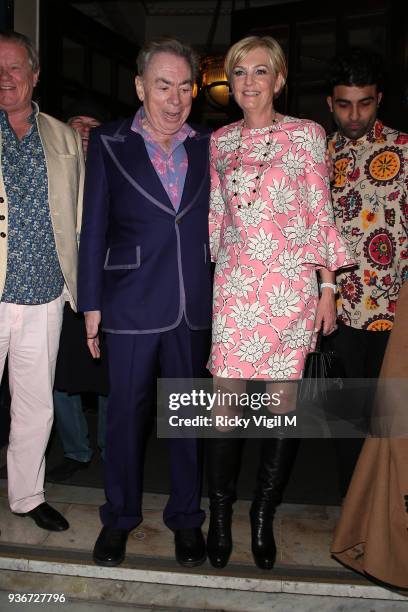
[
  {"xmin": 314, "ymin": 290, "xmax": 337, "ymax": 336},
  {"xmin": 84, "ymin": 310, "xmax": 101, "ymax": 358}
]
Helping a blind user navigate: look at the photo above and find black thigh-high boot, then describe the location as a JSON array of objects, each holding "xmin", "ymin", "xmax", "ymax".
[
  {"xmin": 250, "ymin": 436, "xmax": 299, "ymax": 569},
  {"xmin": 206, "ymin": 437, "xmax": 242, "ymax": 568}
]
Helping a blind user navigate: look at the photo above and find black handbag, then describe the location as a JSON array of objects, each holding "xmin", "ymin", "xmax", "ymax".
[
  {"xmin": 298, "ymin": 333, "xmax": 344, "ymax": 403},
  {"xmin": 297, "ymin": 333, "xmax": 345, "ymax": 436}
]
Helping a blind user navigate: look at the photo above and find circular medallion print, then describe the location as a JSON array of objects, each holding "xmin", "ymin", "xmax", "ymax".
[
  {"xmin": 363, "ymin": 228, "xmax": 395, "ymax": 269},
  {"xmin": 333, "ymin": 157, "xmax": 349, "ymax": 189},
  {"xmin": 364, "ymin": 314, "xmax": 393, "ymax": 331},
  {"xmin": 365, "ymin": 147, "xmax": 402, "ymax": 185}
]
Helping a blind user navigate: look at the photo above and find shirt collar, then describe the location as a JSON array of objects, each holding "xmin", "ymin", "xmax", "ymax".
[
  {"xmin": 334, "ymin": 119, "xmax": 384, "ymax": 149},
  {"xmin": 30, "ymin": 101, "xmax": 40, "ymax": 123},
  {"xmin": 0, "ymin": 101, "xmax": 39, "ymax": 128},
  {"xmin": 131, "ymin": 106, "xmax": 196, "ymax": 148}
]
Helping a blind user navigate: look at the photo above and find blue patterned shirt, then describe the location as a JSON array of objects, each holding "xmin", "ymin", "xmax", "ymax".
[{"xmin": 0, "ymin": 106, "xmax": 64, "ymax": 304}]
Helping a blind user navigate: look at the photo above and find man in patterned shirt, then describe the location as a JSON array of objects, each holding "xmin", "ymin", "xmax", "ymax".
[
  {"xmin": 0, "ymin": 32, "xmax": 84, "ymax": 529},
  {"xmin": 325, "ymin": 47, "xmax": 408, "ymax": 495}
]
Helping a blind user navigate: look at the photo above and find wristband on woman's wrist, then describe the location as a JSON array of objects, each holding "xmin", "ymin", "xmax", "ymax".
[{"xmin": 320, "ymin": 282, "xmax": 337, "ymax": 293}]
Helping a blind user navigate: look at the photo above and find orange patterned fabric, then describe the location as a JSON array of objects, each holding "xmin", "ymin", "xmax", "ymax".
[{"xmin": 328, "ymin": 120, "xmax": 408, "ymax": 330}]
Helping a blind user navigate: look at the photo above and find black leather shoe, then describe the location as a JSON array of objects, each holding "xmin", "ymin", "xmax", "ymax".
[
  {"xmin": 46, "ymin": 458, "xmax": 91, "ymax": 483},
  {"xmin": 93, "ymin": 526, "xmax": 128, "ymax": 567},
  {"xmin": 175, "ymin": 528, "xmax": 206, "ymax": 567},
  {"xmin": 17, "ymin": 502, "xmax": 69, "ymax": 531}
]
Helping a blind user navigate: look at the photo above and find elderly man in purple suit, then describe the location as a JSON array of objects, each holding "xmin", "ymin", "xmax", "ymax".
[{"xmin": 78, "ymin": 38, "xmax": 211, "ymax": 568}]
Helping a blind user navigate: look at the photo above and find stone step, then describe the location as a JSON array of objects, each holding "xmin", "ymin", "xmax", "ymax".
[
  {"xmin": 0, "ymin": 545, "xmax": 407, "ymax": 609},
  {"xmin": 1, "ymin": 482, "xmax": 407, "ymax": 609}
]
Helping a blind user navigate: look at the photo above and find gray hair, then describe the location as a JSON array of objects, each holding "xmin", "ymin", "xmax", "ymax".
[
  {"xmin": 137, "ymin": 37, "xmax": 198, "ymax": 81},
  {"xmin": 0, "ymin": 30, "xmax": 40, "ymax": 72}
]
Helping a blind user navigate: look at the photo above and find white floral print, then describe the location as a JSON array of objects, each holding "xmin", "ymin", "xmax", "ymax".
[
  {"xmin": 267, "ymin": 177, "xmax": 296, "ymax": 214},
  {"xmin": 215, "ymin": 247, "xmax": 231, "ymax": 272},
  {"xmin": 300, "ymin": 183, "xmax": 323, "ymax": 211},
  {"xmin": 216, "ymin": 126, "xmax": 241, "ymax": 153},
  {"xmin": 264, "ymin": 351, "xmax": 299, "ymax": 379},
  {"xmin": 223, "ymin": 225, "xmax": 242, "ymax": 245},
  {"xmin": 273, "ymin": 250, "xmax": 304, "ymax": 281},
  {"xmin": 234, "ymin": 331, "xmax": 271, "ymax": 363},
  {"xmin": 247, "ymin": 137, "xmax": 283, "ymax": 162},
  {"xmin": 282, "ymin": 215, "xmax": 309, "ymax": 247},
  {"xmin": 281, "ymin": 318, "xmax": 312, "ymax": 349},
  {"xmin": 245, "ymin": 227, "xmax": 279, "ymax": 261},
  {"xmin": 215, "ymin": 157, "xmax": 230, "ymax": 179},
  {"xmin": 226, "ymin": 167, "xmax": 258, "ymax": 197},
  {"xmin": 291, "ymin": 125, "xmax": 326, "ymax": 162},
  {"xmin": 267, "ymin": 282, "xmax": 301, "ymax": 317},
  {"xmin": 223, "ymin": 266, "xmax": 256, "ymax": 298},
  {"xmin": 278, "ymin": 150, "xmax": 306, "ymax": 180},
  {"xmin": 229, "ymin": 300, "xmax": 265, "ymax": 330},
  {"xmin": 212, "ymin": 313, "xmax": 235, "ymax": 344},
  {"xmin": 208, "ymin": 117, "xmax": 355, "ymax": 379},
  {"xmin": 237, "ymin": 197, "xmax": 269, "ymax": 229}
]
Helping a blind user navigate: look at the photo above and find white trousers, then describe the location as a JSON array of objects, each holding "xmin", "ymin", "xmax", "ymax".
[{"xmin": 0, "ymin": 296, "xmax": 64, "ymax": 512}]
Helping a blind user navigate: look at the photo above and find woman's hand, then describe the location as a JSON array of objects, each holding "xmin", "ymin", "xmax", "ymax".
[
  {"xmin": 314, "ymin": 289, "xmax": 337, "ymax": 335},
  {"xmin": 84, "ymin": 310, "xmax": 101, "ymax": 358},
  {"xmin": 325, "ymin": 150, "xmax": 334, "ymax": 183}
]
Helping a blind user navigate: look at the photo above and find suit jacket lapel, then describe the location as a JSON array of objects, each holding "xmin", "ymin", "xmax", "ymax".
[
  {"xmin": 101, "ymin": 119, "xmax": 175, "ymax": 214},
  {"xmin": 178, "ymin": 133, "xmax": 209, "ymax": 215}
]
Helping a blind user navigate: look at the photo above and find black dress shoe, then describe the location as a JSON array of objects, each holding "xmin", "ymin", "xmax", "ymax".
[
  {"xmin": 93, "ymin": 526, "xmax": 128, "ymax": 567},
  {"xmin": 46, "ymin": 458, "xmax": 91, "ymax": 483},
  {"xmin": 17, "ymin": 502, "xmax": 69, "ymax": 531},
  {"xmin": 174, "ymin": 528, "xmax": 206, "ymax": 567}
]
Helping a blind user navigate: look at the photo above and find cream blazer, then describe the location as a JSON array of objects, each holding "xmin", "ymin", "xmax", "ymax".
[{"xmin": 0, "ymin": 110, "xmax": 84, "ymax": 310}]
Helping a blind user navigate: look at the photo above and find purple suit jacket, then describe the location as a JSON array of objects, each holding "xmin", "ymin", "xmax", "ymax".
[{"xmin": 78, "ymin": 117, "xmax": 212, "ymax": 333}]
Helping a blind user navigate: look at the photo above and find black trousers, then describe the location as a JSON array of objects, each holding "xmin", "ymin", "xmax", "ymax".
[{"xmin": 323, "ymin": 321, "xmax": 390, "ymax": 496}]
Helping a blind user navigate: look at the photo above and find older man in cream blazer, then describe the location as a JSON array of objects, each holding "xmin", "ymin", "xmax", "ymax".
[{"xmin": 0, "ymin": 31, "xmax": 83, "ymax": 531}]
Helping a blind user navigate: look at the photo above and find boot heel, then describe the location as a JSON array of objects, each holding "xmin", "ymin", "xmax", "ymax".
[
  {"xmin": 206, "ymin": 437, "xmax": 242, "ymax": 569},
  {"xmin": 250, "ymin": 503, "xmax": 276, "ymax": 570},
  {"xmin": 251, "ymin": 437, "xmax": 299, "ymax": 570}
]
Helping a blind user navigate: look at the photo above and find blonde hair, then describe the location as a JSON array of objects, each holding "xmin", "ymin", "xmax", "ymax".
[{"xmin": 224, "ymin": 36, "xmax": 287, "ymax": 96}]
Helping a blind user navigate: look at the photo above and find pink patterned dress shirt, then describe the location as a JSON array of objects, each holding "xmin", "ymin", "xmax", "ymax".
[{"xmin": 131, "ymin": 108, "xmax": 195, "ymax": 210}]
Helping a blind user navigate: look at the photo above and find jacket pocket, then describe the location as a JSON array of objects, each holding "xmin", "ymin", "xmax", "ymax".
[{"xmin": 104, "ymin": 245, "xmax": 141, "ymax": 270}]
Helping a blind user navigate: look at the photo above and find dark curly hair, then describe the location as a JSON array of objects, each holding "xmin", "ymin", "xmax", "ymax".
[{"xmin": 327, "ymin": 47, "xmax": 384, "ymax": 94}]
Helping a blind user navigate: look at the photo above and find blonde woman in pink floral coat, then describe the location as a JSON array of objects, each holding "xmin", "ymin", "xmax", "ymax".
[{"xmin": 206, "ymin": 35, "xmax": 355, "ymax": 571}]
